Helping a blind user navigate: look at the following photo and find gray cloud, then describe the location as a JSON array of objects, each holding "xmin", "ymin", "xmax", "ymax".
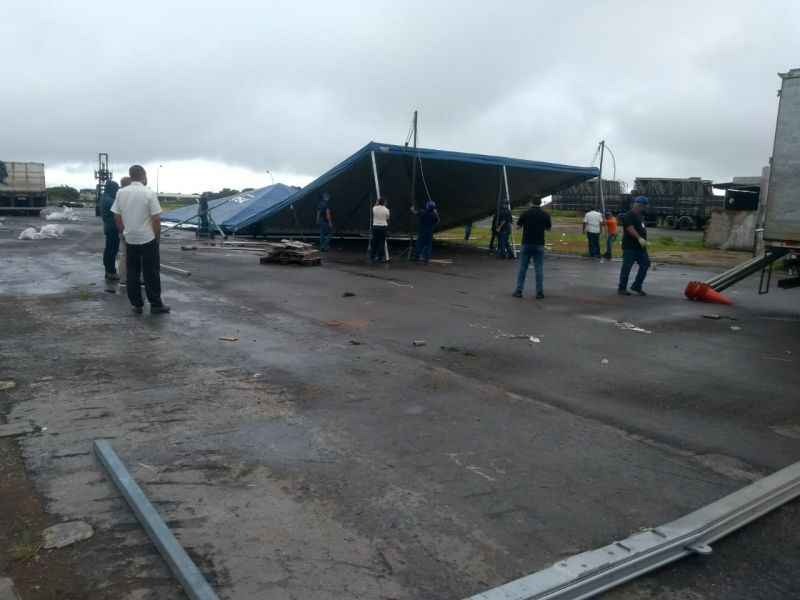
[{"xmin": 3, "ymin": 0, "xmax": 798, "ymax": 185}]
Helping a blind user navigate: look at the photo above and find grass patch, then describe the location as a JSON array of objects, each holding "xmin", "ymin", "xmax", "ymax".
[{"xmin": 10, "ymin": 529, "xmax": 41, "ymax": 562}]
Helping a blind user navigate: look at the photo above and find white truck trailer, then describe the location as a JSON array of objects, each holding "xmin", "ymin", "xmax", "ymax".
[
  {"xmin": 702, "ymin": 68, "xmax": 800, "ymax": 293},
  {"xmin": 0, "ymin": 161, "xmax": 47, "ymax": 216}
]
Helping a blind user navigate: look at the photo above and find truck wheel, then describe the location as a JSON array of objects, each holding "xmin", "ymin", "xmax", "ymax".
[{"xmin": 678, "ymin": 216, "xmax": 695, "ymax": 230}]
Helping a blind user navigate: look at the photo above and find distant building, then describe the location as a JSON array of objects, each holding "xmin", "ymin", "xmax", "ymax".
[{"xmin": 157, "ymin": 192, "xmax": 200, "ymax": 204}]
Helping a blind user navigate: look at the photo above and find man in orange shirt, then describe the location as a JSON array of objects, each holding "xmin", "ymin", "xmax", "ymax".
[{"xmin": 604, "ymin": 211, "xmax": 619, "ymax": 259}]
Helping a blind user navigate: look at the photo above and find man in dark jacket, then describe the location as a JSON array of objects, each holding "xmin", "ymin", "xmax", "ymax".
[
  {"xmin": 512, "ymin": 196, "xmax": 551, "ymax": 299},
  {"xmin": 496, "ymin": 203, "xmax": 514, "ymax": 258},
  {"xmin": 618, "ymin": 196, "xmax": 650, "ymax": 296},
  {"xmin": 101, "ymin": 180, "xmax": 120, "ymax": 281},
  {"xmin": 413, "ymin": 200, "xmax": 440, "ymax": 263},
  {"xmin": 317, "ymin": 192, "xmax": 333, "ymax": 251}
]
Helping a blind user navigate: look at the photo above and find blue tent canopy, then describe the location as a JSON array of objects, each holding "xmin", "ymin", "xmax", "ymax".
[
  {"xmin": 163, "ymin": 142, "xmax": 599, "ymax": 237},
  {"xmin": 161, "ymin": 183, "xmax": 298, "ymax": 233}
]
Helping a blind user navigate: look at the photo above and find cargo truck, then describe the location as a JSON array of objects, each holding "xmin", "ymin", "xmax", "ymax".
[
  {"xmin": 0, "ymin": 161, "xmax": 47, "ymax": 216},
  {"xmin": 699, "ymin": 67, "xmax": 800, "ymax": 293}
]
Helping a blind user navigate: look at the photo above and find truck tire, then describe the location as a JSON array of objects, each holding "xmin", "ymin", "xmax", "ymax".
[{"xmin": 678, "ymin": 216, "xmax": 695, "ymax": 230}]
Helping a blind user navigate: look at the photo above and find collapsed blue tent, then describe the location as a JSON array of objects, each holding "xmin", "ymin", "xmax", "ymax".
[
  {"xmin": 161, "ymin": 183, "xmax": 298, "ymax": 234},
  {"xmin": 164, "ymin": 142, "xmax": 598, "ymax": 237}
]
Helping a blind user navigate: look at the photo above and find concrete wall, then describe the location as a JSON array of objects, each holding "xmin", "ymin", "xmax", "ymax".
[{"xmin": 704, "ymin": 208, "xmax": 757, "ymax": 251}]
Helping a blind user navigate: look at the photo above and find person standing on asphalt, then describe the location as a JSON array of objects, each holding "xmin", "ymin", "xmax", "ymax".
[
  {"xmin": 495, "ymin": 203, "xmax": 515, "ymax": 259},
  {"xmin": 317, "ymin": 191, "xmax": 333, "ymax": 252},
  {"xmin": 604, "ymin": 211, "xmax": 619, "ymax": 259},
  {"xmin": 513, "ymin": 196, "xmax": 551, "ymax": 299},
  {"xmin": 412, "ymin": 200, "xmax": 440, "ymax": 263},
  {"xmin": 101, "ymin": 180, "xmax": 121, "ymax": 281},
  {"xmin": 371, "ymin": 197, "xmax": 390, "ymax": 263},
  {"xmin": 618, "ymin": 196, "xmax": 650, "ymax": 296},
  {"xmin": 112, "ymin": 165, "xmax": 170, "ymax": 314},
  {"xmin": 198, "ymin": 195, "xmax": 210, "ymax": 238},
  {"xmin": 117, "ymin": 177, "xmax": 131, "ymax": 285},
  {"xmin": 582, "ymin": 208, "xmax": 603, "ymax": 258}
]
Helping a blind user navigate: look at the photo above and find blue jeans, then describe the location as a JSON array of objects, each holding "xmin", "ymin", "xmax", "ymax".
[
  {"xmin": 496, "ymin": 231, "xmax": 514, "ymax": 258},
  {"xmin": 605, "ymin": 233, "xmax": 617, "ymax": 258},
  {"xmin": 618, "ymin": 248, "xmax": 650, "ymax": 291},
  {"xmin": 103, "ymin": 227, "xmax": 120, "ymax": 274},
  {"xmin": 319, "ymin": 222, "xmax": 331, "ymax": 251},
  {"xmin": 515, "ymin": 244, "xmax": 544, "ymax": 295},
  {"xmin": 587, "ymin": 232, "xmax": 601, "ymax": 257},
  {"xmin": 416, "ymin": 228, "xmax": 433, "ymax": 262}
]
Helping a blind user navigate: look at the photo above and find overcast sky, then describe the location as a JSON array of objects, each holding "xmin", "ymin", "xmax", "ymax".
[{"xmin": 3, "ymin": 1, "xmax": 798, "ymax": 193}]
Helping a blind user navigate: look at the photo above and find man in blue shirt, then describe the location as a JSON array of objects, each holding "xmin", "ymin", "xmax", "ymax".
[
  {"xmin": 413, "ymin": 200, "xmax": 440, "ymax": 263},
  {"xmin": 317, "ymin": 192, "xmax": 333, "ymax": 252},
  {"xmin": 495, "ymin": 204, "xmax": 515, "ymax": 259},
  {"xmin": 101, "ymin": 180, "xmax": 120, "ymax": 281},
  {"xmin": 513, "ymin": 196, "xmax": 551, "ymax": 299}
]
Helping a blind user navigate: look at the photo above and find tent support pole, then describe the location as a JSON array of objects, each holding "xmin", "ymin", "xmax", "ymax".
[
  {"xmin": 369, "ymin": 151, "xmax": 381, "ymax": 259},
  {"xmin": 502, "ymin": 165, "xmax": 516, "ymax": 257}
]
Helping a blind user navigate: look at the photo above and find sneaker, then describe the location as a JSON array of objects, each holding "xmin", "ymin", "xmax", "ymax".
[
  {"xmin": 131, "ymin": 306, "xmax": 143, "ymax": 314},
  {"xmin": 618, "ymin": 289, "xmax": 632, "ymax": 296},
  {"xmin": 151, "ymin": 305, "xmax": 171, "ymax": 314},
  {"xmin": 536, "ymin": 292, "xmax": 544, "ymax": 299},
  {"xmin": 105, "ymin": 272, "xmax": 120, "ymax": 282},
  {"xmin": 631, "ymin": 288, "xmax": 647, "ymax": 296},
  {"xmin": 512, "ymin": 290, "xmax": 523, "ymax": 298}
]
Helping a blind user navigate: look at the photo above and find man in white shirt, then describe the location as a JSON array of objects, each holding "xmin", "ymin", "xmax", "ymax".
[
  {"xmin": 370, "ymin": 197, "xmax": 390, "ymax": 263},
  {"xmin": 111, "ymin": 165, "xmax": 170, "ymax": 314},
  {"xmin": 582, "ymin": 208, "xmax": 604, "ymax": 258}
]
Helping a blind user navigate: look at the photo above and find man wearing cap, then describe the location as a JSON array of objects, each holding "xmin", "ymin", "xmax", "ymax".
[
  {"xmin": 618, "ymin": 196, "xmax": 650, "ymax": 296},
  {"xmin": 412, "ymin": 200, "xmax": 440, "ymax": 264}
]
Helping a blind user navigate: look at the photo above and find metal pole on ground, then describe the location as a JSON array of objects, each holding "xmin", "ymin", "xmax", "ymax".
[{"xmin": 94, "ymin": 440, "xmax": 219, "ymax": 600}]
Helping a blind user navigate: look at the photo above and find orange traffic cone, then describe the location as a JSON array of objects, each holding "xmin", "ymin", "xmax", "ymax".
[
  {"xmin": 694, "ymin": 283, "xmax": 733, "ymax": 305},
  {"xmin": 684, "ymin": 281, "xmax": 701, "ymax": 300}
]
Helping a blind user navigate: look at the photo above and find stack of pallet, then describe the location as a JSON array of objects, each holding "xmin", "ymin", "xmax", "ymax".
[{"xmin": 259, "ymin": 240, "xmax": 321, "ymax": 266}]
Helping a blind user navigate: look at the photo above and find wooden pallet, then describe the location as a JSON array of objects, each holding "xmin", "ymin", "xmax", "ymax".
[{"xmin": 259, "ymin": 240, "xmax": 321, "ymax": 266}]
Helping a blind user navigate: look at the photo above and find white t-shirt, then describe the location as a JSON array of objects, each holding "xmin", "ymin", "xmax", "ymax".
[
  {"xmin": 372, "ymin": 205, "xmax": 390, "ymax": 227},
  {"xmin": 111, "ymin": 182, "xmax": 162, "ymax": 245},
  {"xmin": 583, "ymin": 210, "xmax": 603, "ymax": 234}
]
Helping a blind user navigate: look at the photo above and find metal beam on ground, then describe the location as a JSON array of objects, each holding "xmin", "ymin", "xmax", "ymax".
[
  {"xmin": 94, "ymin": 440, "xmax": 220, "ymax": 600},
  {"xmin": 465, "ymin": 458, "xmax": 800, "ymax": 600}
]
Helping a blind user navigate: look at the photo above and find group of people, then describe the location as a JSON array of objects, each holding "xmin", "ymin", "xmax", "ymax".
[
  {"xmin": 512, "ymin": 196, "xmax": 651, "ymax": 298},
  {"xmin": 317, "ymin": 193, "xmax": 440, "ymax": 264},
  {"xmin": 101, "ymin": 165, "xmax": 170, "ymax": 315},
  {"xmin": 582, "ymin": 208, "xmax": 619, "ymax": 259}
]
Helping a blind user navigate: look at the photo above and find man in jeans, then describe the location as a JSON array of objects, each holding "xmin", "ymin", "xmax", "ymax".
[
  {"xmin": 111, "ymin": 165, "xmax": 170, "ymax": 314},
  {"xmin": 582, "ymin": 208, "xmax": 603, "ymax": 258},
  {"xmin": 618, "ymin": 196, "xmax": 650, "ymax": 296},
  {"xmin": 513, "ymin": 196, "xmax": 551, "ymax": 299}
]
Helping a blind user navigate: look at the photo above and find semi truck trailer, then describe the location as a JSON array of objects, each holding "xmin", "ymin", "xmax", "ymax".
[{"xmin": 0, "ymin": 161, "xmax": 47, "ymax": 216}]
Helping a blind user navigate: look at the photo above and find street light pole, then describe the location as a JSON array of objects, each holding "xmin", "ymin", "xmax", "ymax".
[
  {"xmin": 266, "ymin": 170, "xmax": 274, "ymax": 185},
  {"xmin": 157, "ymin": 164, "xmax": 163, "ymax": 195}
]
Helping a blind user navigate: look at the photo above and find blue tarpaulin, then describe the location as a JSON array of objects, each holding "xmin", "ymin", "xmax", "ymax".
[{"xmin": 161, "ymin": 183, "xmax": 298, "ymax": 233}]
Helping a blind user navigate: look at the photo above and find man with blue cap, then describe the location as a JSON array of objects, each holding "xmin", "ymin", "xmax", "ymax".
[
  {"xmin": 618, "ymin": 195, "xmax": 650, "ymax": 296},
  {"xmin": 412, "ymin": 200, "xmax": 440, "ymax": 263}
]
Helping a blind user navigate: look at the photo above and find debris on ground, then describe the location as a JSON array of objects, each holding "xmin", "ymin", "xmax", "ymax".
[
  {"xmin": 389, "ymin": 281, "xmax": 413, "ymax": 288},
  {"xmin": 0, "ymin": 577, "xmax": 21, "ymax": 600},
  {"xmin": 219, "ymin": 336, "xmax": 239, "ymax": 342},
  {"xmin": 412, "ymin": 340, "xmax": 427, "ymax": 347},
  {"xmin": 42, "ymin": 521, "xmax": 95, "ymax": 549},
  {"xmin": 44, "ymin": 207, "xmax": 80, "ymax": 221},
  {"xmin": 601, "ymin": 358, "xmax": 609, "ymax": 365},
  {"xmin": 703, "ymin": 314, "xmax": 722, "ymax": 320},
  {"xmin": 259, "ymin": 240, "xmax": 321, "ymax": 266},
  {"xmin": 529, "ymin": 336, "xmax": 541, "ymax": 344},
  {"xmin": 440, "ymin": 345, "xmax": 461, "ymax": 352},
  {"xmin": 0, "ymin": 423, "xmax": 34, "ymax": 438},
  {"xmin": 428, "ymin": 259, "xmax": 453, "ymax": 265},
  {"xmin": 348, "ymin": 340, "xmax": 363, "ymax": 345},
  {"xmin": 0, "ymin": 380, "xmax": 16, "ymax": 391},
  {"xmin": 730, "ymin": 325, "xmax": 742, "ymax": 331},
  {"xmin": 342, "ymin": 291, "xmax": 356, "ymax": 297},
  {"xmin": 18, "ymin": 224, "xmax": 65, "ymax": 240},
  {"xmin": 615, "ymin": 321, "xmax": 652, "ymax": 334}
]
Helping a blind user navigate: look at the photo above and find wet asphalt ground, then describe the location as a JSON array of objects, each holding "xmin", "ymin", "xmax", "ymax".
[{"xmin": 1, "ymin": 211, "xmax": 799, "ymax": 599}]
